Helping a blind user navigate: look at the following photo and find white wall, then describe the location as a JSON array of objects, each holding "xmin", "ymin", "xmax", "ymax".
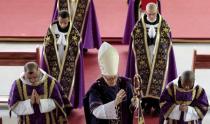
[
  {"xmin": 0, "ymin": 42, "xmax": 42, "ymax": 96},
  {"xmin": 173, "ymin": 43, "xmax": 210, "ymax": 99}
]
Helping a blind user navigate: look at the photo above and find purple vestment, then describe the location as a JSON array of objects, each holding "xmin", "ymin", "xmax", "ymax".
[
  {"xmin": 84, "ymin": 77, "xmax": 136, "ymax": 124},
  {"xmin": 41, "ymin": 22, "xmax": 84, "ymax": 108},
  {"xmin": 160, "ymin": 78, "xmax": 209, "ymax": 124},
  {"xmin": 52, "ymin": 0, "xmax": 102, "ymax": 49},
  {"xmin": 8, "ymin": 74, "xmax": 69, "ymax": 124}
]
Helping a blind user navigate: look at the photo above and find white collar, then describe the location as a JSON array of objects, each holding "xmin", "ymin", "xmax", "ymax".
[
  {"xmin": 52, "ymin": 24, "xmax": 67, "ymax": 46},
  {"xmin": 20, "ymin": 69, "xmax": 48, "ymax": 85}
]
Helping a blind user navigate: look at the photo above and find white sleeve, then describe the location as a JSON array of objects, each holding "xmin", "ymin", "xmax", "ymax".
[
  {"xmin": 184, "ymin": 106, "xmax": 199, "ymax": 122},
  {"xmin": 168, "ymin": 105, "xmax": 181, "ymax": 120},
  {"xmin": 12, "ymin": 99, "xmax": 34, "ymax": 115},
  {"xmin": 39, "ymin": 99, "xmax": 56, "ymax": 113},
  {"xmin": 92, "ymin": 100, "xmax": 118, "ymax": 119}
]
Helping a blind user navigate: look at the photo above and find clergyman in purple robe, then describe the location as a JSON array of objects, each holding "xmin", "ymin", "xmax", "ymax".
[
  {"xmin": 41, "ymin": 10, "xmax": 84, "ymax": 108},
  {"xmin": 125, "ymin": 3, "xmax": 177, "ymax": 115},
  {"xmin": 123, "ymin": 0, "xmax": 161, "ymax": 44},
  {"xmin": 83, "ymin": 42, "xmax": 143, "ymax": 124},
  {"xmin": 8, "ymin": 62, "xmax": 71, "ymax": 124},
  {"xmin": 52, "ymin": 0, "xmax": 102, "ymax": 49},
  {"xmin": 160, "ymin": 70, "xmax": 209, "ymax": 124}
]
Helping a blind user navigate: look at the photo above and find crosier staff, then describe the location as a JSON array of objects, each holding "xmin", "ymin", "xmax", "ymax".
[{"xmin": 133, "ymin": 74, "xmax": 145, "ymax": 124}]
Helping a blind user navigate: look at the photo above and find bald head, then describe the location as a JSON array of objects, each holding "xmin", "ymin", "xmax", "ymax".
[
  {"xmin": 180, "ymin": 70, "xmax": 195, "ymax": 90},
  {"xmin": 146, "ymin": 2, "xmax": 158, "ymax": 22}
]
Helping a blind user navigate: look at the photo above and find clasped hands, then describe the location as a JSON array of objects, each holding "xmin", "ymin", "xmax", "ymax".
[
  {"xmin": 179, "ymin": 104, "xmax": 188, "ymax": 112},
  {"xmin": 30, "ymin": 89, "xmax": 40, "ymax": 105}
]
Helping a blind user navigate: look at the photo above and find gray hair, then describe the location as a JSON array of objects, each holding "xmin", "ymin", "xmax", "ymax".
[
  {"xmin": 146, "ymin": 2, "xmax": 158, "ymax": 12},
  {"xmin": 181, "ymin": 70, "xmax": 195, "ymax": 83},
  {"xmin": 24, "ymin": 62, "xmax": 38, "ymax": 73}
]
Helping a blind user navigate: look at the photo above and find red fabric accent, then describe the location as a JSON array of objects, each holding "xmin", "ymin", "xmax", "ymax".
[{"xmin": 140, "ymin": 0, "xmax": 158, "ymax": 11}]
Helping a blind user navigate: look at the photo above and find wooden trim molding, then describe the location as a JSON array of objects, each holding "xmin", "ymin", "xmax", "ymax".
[
  {"xmin": 192, "ymin": 49, "xmax": 210, "ymax": 72},
  {"xmin": 173, "ymin": 38, "xmax": 210, "ymax": 43},
  {"xmin": 0, "ymin": 36, "xmax": 44, "ymax": 42},
  {"xmin": 0, "ymin": 48, "xmax": 40, "ymax": 66}
]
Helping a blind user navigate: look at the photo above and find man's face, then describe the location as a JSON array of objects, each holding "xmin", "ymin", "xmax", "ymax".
[
  {"xmin": 146, "ymin": 9, "xmax": 158, "ymax": 22},
  {"xmin": 103, "ymin": 75, "xmax": 118, "ymax": 86},
  {"xmin": 181, "ymin": 80, "xmax": 194, "ymax": 91},
  {"xmin": 58, "ymin": 17, "xmax": 69, "ymax": 29},
  {"xmin": 25, "ymin": 69, "xmax": 39, "ymax": 84}
]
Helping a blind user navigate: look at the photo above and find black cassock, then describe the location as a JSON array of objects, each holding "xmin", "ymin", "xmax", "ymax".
[{"xmin": 84, "ymin": 77, "xmax": 134, "ymax": 124}]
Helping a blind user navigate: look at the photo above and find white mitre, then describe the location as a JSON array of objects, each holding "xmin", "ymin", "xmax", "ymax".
[{"xmin": 98, "ymin": 42, "xmax": 119, "ymax": 76}]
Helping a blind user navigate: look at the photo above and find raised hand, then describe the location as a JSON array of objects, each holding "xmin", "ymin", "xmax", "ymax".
[{"xmin": 115, "ymin": 89, "xmax": 127, "ymax": 107}]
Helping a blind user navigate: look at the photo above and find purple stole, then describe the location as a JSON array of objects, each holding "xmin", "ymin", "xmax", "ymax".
[{"xmin": 131, "ymin": 14, "xmax": 172, "ymax": 99}]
